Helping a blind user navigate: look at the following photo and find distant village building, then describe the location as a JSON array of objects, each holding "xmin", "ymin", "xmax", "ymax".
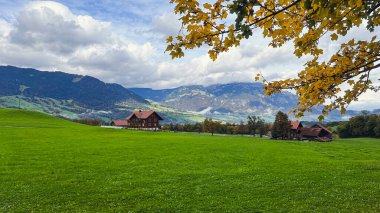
[
  {"xmin": 111, "ymin": 110, "xmax": 163, "ymax": 130},
  {"xmin": 290, "ymin": 121, "xmax": 333, "ymax": 142}
]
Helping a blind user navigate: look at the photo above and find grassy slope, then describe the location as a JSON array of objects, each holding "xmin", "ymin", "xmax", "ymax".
[
  {"xmin": 0, "ymin": 96, "xmax": 206, "ymax": 123},
  {"xmin": 0, "ymin": 109, "xmax": 379, "ymax": 212}
]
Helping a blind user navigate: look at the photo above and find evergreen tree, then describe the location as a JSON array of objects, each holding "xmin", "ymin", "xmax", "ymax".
[{"xmin": 272, "ymin": 111, "xmax": 291, "ymax": 139}]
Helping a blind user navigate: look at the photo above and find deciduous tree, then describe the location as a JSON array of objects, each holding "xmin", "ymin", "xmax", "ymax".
[
  {"xmin": 167, "ymin": 0, "xmax": 380, "ymax": 118},
  {"xmin": 338, "ymin": 113, "xmax": 380, "ymax": 138},
  {"xmin": 237, "ymin": 120, "xmax": 248, "ymax": 135},
  {"xmin": 247, "ymin": 115, "xmax": 260, "ymax": 135},
  {"xmin": 258, "ymin": 120, "xmax": 270, "ymax": 137},
  {"xmin": 203, "ymin": 118, "xmax": 221, "ymax": 135}
]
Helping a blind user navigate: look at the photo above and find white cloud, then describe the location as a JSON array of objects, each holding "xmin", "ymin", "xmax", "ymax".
[
  {"xmin": 10, "ymin": 1, "xmax": 112, "ymax": 54},
  {"xmin": 0, "ymin": 1, "xmax": 158, "ymax": 86},
  {"xmin": 349, "ymin": 90, "xmax": 380, "ymax": 110},
  {"xmin": 152, "ymin": 12, "xmax": 181, "ymax": 37}
]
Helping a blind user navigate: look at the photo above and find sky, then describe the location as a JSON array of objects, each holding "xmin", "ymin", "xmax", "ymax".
[{"xmin": 0, "ymin": 0, "xmax": 379, "ymax": 110}]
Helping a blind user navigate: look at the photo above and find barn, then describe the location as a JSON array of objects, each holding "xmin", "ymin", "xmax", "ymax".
[
  {"xmin": 289, "ymin": 121, "xmax": 333, "ymax": 142},
  {"xmin": 300, "ymin": 123, "xmax": 333, "ymax": 142}
]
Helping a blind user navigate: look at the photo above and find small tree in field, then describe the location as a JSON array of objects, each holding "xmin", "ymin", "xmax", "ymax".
[
  {"xmin": 272, "ymin": 111, "xmax": 291, "ymax": 139},
  {"xmin": 203, "ymin": 118, "xmax": 220, "ymax": 136}
]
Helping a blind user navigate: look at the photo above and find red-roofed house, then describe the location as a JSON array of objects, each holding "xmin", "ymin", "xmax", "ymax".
[{"xmin": 126, "ymin": 110, "xmax": 163, "ymax": 130}]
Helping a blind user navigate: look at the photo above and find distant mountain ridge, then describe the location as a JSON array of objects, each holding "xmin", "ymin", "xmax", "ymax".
[
  {"xmin": 130, "ymin": 82, "xmax": 299, "ymax": 120},
  {"xmin": 129, "ymin": 83, "xmax": 380, "ymax": 121},
  {"xmin": 0, "ymin": 66, "xmax": 147, "ymax": 108}
]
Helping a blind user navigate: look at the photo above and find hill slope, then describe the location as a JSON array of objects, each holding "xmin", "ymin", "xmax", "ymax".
[
  {"xmin": 0, "ymin": 109, "xmax": 75, "ymax": 127},
  {"xmin": 0, "ymin": 66, "xmax": 147, "ymax": 108}
]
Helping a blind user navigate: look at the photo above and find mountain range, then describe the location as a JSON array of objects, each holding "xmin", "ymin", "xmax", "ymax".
[
  {"xmin": 0, "ymin": 66, "xmax": 146, "ymax": 108},
  {"xmin": 129, "ymin": 83, "xmax": 299, "ymax": 121},
  {"xmin": 0, "ymin": 65, "xmax": 377, "ymax": 123}
]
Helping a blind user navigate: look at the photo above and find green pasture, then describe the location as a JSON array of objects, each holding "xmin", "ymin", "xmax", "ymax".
[{"xmin": 0, "ymin": 109, "xmax": 379, "ymax": 212}]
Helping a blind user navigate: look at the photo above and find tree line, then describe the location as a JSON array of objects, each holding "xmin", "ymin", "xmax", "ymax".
[
  {"xmin": 68, "ymin": 110, "xmax": 380, "ymax": 139},
  {"xmin": 162, "ymin": 111, "xmax": 297, "ymax": 139},
  {"xmin": 338, "ymin": 112, "xmax": 380, "ymax": 138},
  {"xmin": 162, "ymin": 116, "xmax": 271, "ymax": 136}
]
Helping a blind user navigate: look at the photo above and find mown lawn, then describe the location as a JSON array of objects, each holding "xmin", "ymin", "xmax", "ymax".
[{"xmin": 0, "ymin": 109, "xmax": 380, "ymax": 212}]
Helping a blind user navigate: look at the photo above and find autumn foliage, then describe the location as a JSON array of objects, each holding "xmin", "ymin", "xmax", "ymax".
[{"xmin": 167, "ymin": 0, "xmax": 380, "ymax": 119}]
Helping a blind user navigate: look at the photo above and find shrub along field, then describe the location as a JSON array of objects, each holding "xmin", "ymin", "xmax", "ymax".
[{"xmin": 0, "ymin": 109, "xmax": 380, "ymax": 212}]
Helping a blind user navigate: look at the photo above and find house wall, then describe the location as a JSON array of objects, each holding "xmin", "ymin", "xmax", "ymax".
[
  {"xmin": 128, "ymin": 117, "xmax": 141, "ymax": 128},
  {"xmin": 145, "ymin": 114, "xmax": 160, "ymax": 128},
  {"xmin": 290, "ymin": 128, "xmax": 302, "ymax": 139}
]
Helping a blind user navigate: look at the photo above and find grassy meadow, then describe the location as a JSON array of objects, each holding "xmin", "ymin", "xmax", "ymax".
[{"xmin": 0, "ymin": 109, "xmax": 380, "ymax": 212}]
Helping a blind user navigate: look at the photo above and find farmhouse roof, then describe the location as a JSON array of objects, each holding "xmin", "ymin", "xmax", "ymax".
[
  {"xmin": 312, "ymin": 123, "xmax": 332, "ymax": 134},
  {"xmin": 126, "ymin": 110, "xmax": 163, "ymax": 120},
  {"xmin": 301, "ymin": 127, "xmax": 322, "ymax": 137},
  {"xmin": 112, "ymin": 120, "xmax": 129, "ymax": 126},
  {"xmin": 290, "ymin": 121, "xmax": 302, "ymax": 130}
]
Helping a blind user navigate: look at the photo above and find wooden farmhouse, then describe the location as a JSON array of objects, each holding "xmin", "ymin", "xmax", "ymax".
[
  {"xmin": 300, "ymin": 123, "xmax": 333, "ymax": 142},
  {"xmin": 290, "ymin": 121, "xmax": 333, "ymax": 142},
  {"xmin": 112, "ymin": 110, "xmax": 163, "ymax": 130}
]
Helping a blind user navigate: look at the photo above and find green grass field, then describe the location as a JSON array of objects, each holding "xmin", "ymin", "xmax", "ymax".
[{"xmin": 1, "ymin": 109, "xmax": 380, "ymax": 212}]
